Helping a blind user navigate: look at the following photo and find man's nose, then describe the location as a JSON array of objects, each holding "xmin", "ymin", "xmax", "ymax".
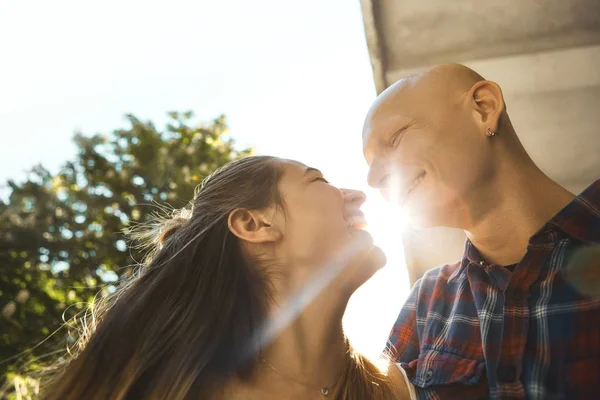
[
  {"xmin": 341, "ymin": 189, "xmax": 366, "ymax": 207},
  {"xmin": 367, "ymin": 164, "xmax": 391, "ymax": 190},
  {"xmin": 366, "ymin": 157, "xmax": 391, "ymax": 189}
]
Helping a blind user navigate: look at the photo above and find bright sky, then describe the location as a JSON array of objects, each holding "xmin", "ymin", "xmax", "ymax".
[{"xmin": 0, "ymin": 0, "xmax": 409, "ymax": 360}]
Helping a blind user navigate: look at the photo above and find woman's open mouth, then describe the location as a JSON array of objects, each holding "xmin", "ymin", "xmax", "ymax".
[{"xmin": 346, "ymin": 213, "xmax": 368, "ymax": 230}]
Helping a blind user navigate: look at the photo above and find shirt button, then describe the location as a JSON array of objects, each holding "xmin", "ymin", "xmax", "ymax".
[
  {"xmin": 425, "ymin": 369, "xmax": 434, "ymax": 382},
  {"xmin": 500, "ymin": 366, "xmax": 517, "ymax": 382}
]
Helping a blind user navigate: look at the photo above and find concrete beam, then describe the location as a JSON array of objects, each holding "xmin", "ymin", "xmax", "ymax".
[
  {"xmin": 359, "ymin": 0, "xmax": 388, "ymax": 93},
  {"xmin": 378, "ymin": 0, "xmax": 600, "ymax": 72},
  {"xmin": 386, "ymin": 45, "xmax": 600, "ymax": 96}
]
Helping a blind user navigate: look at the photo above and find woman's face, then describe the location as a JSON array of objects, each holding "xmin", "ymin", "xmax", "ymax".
[{"xmin": 271, "ymin": 159, "xmax": 386, "ymax": 287}]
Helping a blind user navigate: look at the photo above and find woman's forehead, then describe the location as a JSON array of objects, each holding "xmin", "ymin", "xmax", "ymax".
[
  {"xmin": 278, "ymin": 158, "xmax": 306, "ymax": 169},
  {"xmin": 275, "ymin": 159, "xmax": 325, "ymax": 197},
  {"xmin": 277, "ymin": 158, "xmax": 315, "ymax": 177}
]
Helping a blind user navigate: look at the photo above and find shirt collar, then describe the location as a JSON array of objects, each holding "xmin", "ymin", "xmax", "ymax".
[
  {"xmin": 448, "ymin": 240, "xmax": 479, "ymax": 283},
  {"xmin": 546, "ymin": 179, "xmax": 600, "ymax": 245}
]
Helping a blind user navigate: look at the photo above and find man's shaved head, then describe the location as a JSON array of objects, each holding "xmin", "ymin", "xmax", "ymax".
[
  {"xmin": 364, "ymin": 64, "xmax": 488, "ymax": 142},
  {"xmin": 380, "ymin": 63, "xmax": 486, "ymax": 102},
  {"xmin": 362, "ymin": 64, "xmax": 524, "ymax": 229}
]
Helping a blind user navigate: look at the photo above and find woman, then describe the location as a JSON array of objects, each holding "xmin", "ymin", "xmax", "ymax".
[{"xmin": 43, "ymin": 156, "xmax": 414, "ymax": 399}]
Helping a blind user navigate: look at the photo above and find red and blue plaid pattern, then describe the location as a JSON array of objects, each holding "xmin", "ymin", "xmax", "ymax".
[{"xmin": 389, "ymin": 180, "xmax": 600, "ymax": 400}]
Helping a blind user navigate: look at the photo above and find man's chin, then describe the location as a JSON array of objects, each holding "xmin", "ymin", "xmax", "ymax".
[
  {"xmin": 403, "ymin": 199, "xmax": 460, "ymax": 229},
  {"xmin": 406, "ymin": 217, "xmax": 437, "ymax": 230}
]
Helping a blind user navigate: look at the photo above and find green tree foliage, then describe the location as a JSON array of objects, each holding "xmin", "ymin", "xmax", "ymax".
[{"xmin": 0, "ymin": 112, "xmax": 252, "ymax": 396}]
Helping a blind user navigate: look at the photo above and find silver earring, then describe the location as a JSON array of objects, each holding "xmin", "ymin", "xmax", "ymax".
[{"xmin": 486, "ymin": 128, "xmax": 497, "ymax": 137}]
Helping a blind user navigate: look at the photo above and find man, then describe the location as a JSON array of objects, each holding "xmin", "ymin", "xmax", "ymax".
[{"xmin": 362, "ymin": 63, "xmax": 600, "ymax": 399}]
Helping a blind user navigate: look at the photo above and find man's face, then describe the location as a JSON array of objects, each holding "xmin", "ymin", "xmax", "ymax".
[{"xmin": 362, "ymin": 82, "xmax": 493, "ymax": 229}]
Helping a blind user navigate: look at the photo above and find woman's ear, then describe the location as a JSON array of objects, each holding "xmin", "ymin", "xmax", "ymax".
[{"xmin": 228, "ymin": 207, "xmax": 281, "ymax": 243}]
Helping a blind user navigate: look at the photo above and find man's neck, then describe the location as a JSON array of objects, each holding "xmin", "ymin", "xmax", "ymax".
[{"xmin": 465, "ymin": 163, "xmax": 575, "ymax": 266}]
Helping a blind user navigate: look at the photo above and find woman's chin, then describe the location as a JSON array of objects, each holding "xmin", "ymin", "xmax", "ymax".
[
  {"xmin": 316, "ymin": 230, "xmax": 387, "ymax": 294},
  {"xmin": 368, "ymin": 245, "xmax": 387, "ymax": 270},
  {"xmin": 348, "ymin": 225, "xmax": 374, "ymax": 245},
  {"xmin": 362, "ymin": 245, "xmax": 387, "ymax": 279},
  {"xmin": 342, "ymin": 245, "xmax": 387, "ymax": 293}
]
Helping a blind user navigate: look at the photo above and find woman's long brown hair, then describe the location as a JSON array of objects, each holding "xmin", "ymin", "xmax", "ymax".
[{"xmin": 42, "ymin": 156, "xmax": 402, "ymax": 400}]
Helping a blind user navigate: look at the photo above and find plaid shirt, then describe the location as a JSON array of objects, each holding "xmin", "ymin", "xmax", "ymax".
[{"xmin": 389, "ymin": 180, "xmax": 600, "ymax": 400}]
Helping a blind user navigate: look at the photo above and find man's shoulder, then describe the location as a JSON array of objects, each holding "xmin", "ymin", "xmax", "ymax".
[
  {"xmin": 389, "ymin": 260, "xmax": 472, "ymax": 364},
  {"xmin": 415, "ymin": 260, "xmax": 463, "ymax": 293},
  {"xmin": 405, "ymin": 260, "xmax": 465, "ymax": 321}
]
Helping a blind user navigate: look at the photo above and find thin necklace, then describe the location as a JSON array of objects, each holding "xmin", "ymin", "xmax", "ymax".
[{"xmin": 260, "ymin": 357, "xmax": 340, "ymax": 397}]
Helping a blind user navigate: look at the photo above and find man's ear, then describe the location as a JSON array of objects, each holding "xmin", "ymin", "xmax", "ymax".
[
  {"xmin": 469, "ymin": 80, "xmax": 505, "ymax": 133},
  {"xmin": 228, "ymin": 207, "xmax": 281, "ymax": 243}
]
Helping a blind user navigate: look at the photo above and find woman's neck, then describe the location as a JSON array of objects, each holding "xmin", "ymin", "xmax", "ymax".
[{"xmin": 249, "ymin": 277, "xmax": 351, "ymax": 396}]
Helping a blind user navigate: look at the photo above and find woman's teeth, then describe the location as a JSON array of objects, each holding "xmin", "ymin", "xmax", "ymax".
[{"xmin": 347, "ymin": 215, "xmax": 368, "ymax": 229}]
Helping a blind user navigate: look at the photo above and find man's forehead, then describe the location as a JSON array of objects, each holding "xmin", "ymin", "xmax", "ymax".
[
  {"xmin": 363, "ymin": 64, "xmax": 483, "ymax": 146},
  {"xmin": 364, "ymin": 85, "xmax": 415, "ymax": 137}
]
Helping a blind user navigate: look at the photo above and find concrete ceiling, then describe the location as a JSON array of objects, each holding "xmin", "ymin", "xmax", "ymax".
[{"xmin": 360, "ymin": 0, "xmax": 600, "ymax": 282}]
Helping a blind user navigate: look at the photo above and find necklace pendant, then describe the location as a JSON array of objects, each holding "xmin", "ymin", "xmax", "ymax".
[{"xmin": 321, "ymin": 387, "xmax": 329, "ymax": 396}]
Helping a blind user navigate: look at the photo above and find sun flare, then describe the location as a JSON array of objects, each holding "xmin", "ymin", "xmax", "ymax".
[{"xmin": 343, "ymin": 189, "xmax": 412, "ymax": 361}]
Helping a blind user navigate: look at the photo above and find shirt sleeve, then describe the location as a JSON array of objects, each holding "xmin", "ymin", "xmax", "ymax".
[
  {"xmin": 387, "ymin": 278, "xmax": 422, "ymax": 364},
  {"xmin": 388, "ymin": 279, "xmax": 430, "ymax": 399}
]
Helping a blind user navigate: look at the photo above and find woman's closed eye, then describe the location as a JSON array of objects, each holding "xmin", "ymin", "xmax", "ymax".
[{"xmin": 312, "ymin": 176, "xmax": 330, "ymax": 184}]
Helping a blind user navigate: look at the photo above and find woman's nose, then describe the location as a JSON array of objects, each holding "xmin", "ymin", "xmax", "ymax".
[{"xmin": 341, "ymin": 189, "xmax": 367, "ymax": 207}]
